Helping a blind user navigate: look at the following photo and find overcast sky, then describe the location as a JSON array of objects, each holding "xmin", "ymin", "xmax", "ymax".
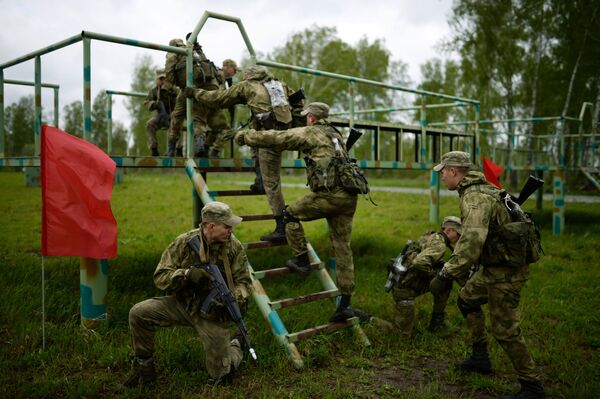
[{"xmin": 0, "ymin": 0, "xmax": 454, "ymax": 127}]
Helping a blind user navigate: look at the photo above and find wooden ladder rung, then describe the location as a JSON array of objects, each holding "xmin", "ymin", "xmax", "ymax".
[
  {"xmin": 269, "ymin": 288, "xmax": 339, "ymax": 310},
  {"xmin": 243, "ymin": 240, "xmax": 287, "ymax": 250},
  {"xmin": 286, "ymin": 317, "xmax": 360, "ymax": 343},
  {"xmin": 208, "ymin": 190, "xmax": 264, "ymax": 197},
  {"xmin": 239, "ymin": 214, "xmax": 275, "ymax": 221},
  {"xmin": 252, "ymin": 261, "xmax": 321, "ymax": 279}
]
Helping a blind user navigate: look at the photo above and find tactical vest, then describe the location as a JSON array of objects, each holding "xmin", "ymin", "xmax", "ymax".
[
  {"xmin": 403, "ymin": 232, "xmax": 452, "ymax": 269},
  {"xmin": 464, "ymin": 184, "xmax": 543, "ymax": 267},
  {"xmin": 170, "ymin": 48, "xmax": 220, "ymax": 89}
]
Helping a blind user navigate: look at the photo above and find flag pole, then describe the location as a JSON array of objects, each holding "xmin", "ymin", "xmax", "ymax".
[{"xmin": 41, "ymin": 255, "xmax": 46, "ymax": 351}]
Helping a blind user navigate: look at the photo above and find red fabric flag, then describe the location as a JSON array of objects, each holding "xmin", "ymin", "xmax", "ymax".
[
  {"xmin": 482, "ymin": 156, "xmax": 504, "ymax": 189},
  {"xmin": 41, "ymin": 125, "xmax": 117, "ymax": 258}
]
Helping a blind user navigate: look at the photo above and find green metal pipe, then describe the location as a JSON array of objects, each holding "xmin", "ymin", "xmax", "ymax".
[
  {"xmin": 106, "ymin": 94, "xmax": 112, "ymax": 153},
  {"xmin": 419, "ymin": 95, "xmax": 427, "ymax": 162},
  {"xmin": 81, "ymin": 31, "xmax": 187, "ymax": 55},
  {"xmin": 330, "ymin": 102, "xmax": 466, "ymax": 116},
  {"xmin": 429, "ymin": 170, "xmax": 439, "ymax": 224},
  {"xmin": 186, "ymin": 47, "xmax": 193, "ymax": 158},
  {"xmin": 429, "ymin": 115, "xmax": 565, "ymax": 127},
  {"xmin": 0, "ymin": 34, "xmax": 82, "ymax": 69},
  {"xmin": 83, "ymin": 38, "xmax": 91, "ymax": 142},
  {"xmin": 4, "ymin": 79, "xmax": 59, "ymax": 89},
  {"xmin": 0, "ymin": 69, "xmax": 4, "ymax": 156},
  {"xmin": 53, "ymin": 88, "xmax": 59, "ymax": 128},
  {"xmin": 34, "ymin": 56, "xmax": 41, "ymax": 156},
  {"xmin": 105, "ymin": 90, "xmax": 146, "ymax": 98},
  {"xmin": 257, "ymin": 59, "xmax": 478, "ymax": 105}
]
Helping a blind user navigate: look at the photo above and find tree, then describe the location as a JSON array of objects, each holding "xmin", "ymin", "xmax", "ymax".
[
  {"xmin": 5, "ymin": 96, "xmax": 35, "ymax": 155},
  {"xmin": 63, "ymin": 100, "xmax": 83, "ymax": 138},
  {"xmin": 126, "ymin": 55, "xmax": 156, "ymax": 155}
]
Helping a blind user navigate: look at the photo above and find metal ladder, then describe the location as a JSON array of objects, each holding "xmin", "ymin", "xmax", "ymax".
[
  {"xmin": 185, "ymin": 159, "xmax": 371, "ymax": 368},
  {"xmin": 580, "ymin": 166, "xmax": 600, "ymax": 191}
]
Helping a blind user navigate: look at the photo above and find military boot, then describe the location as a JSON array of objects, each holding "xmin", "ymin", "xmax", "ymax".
[
  {"xmin": 330, "ymin": 295, "xmax": 354, "ymax": 322},
  {"xmin": 176, "ymin": 146, "xmax": 184, "ymax": 157},
  {"xmin": 428, "ymin": 311, "xmax": 449, "ymax": 332},
  {"xmin": 260, "ymin": 216, "xmax": 287, "ymax": 243},
  {"xmin": 194, "ymin": 136, "xmax": 207, "ymax": 158},
  {"xmin": 249, "ymin": 165, "xmax": 266, "ymax": 194},
  {"xmin": 123, "ymin": 356, "xmax": 156, "ymax": 388},
  {"xmin": 166, "ymin": 139, "xmax": 177, "ymax": 157},
  {"xmin": 209, "ymin": 148, "xmax": 221, "ymax": 158},
  {"xmin": 500, "ymin": 379, "xmax": 545, "ymax": 399},
  {"xmin": 150, "ymin": 147, "xmax": 159, "ymax": 157},
  {"xmin": 457, "ymin": 343, "xmax": 493, "ymax": 374},
  {"xmin": 285, "ymin": 252, "xmax": 310, "ymax": 274}
]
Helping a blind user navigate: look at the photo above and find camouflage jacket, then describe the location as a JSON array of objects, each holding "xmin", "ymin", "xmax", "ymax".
[
  {"xmin": 241, "ymin": 119, "xmax": 354, "ymax": 195},
  {"xmin": 441, "ymin": 171, "xmax": 513, "ymax": 281},
  {"xmin": 143, "ymin": 84, "xmax": 178, "ymax": 114},
  {"xmin": 192, "ymin": 68, "xmax": 294, "ymax": 128},
  {"xmin": 153, "ymin": 228, "xmax": 252, "ymax": 320},
  {"xmin": 406, "ymin": 232, "xmax": 451, "ymax": 275}
]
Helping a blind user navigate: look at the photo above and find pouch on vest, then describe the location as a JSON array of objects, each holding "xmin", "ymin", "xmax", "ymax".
[
  {"xmin": 263, "ymin": 80, "xmax": 292, "ymax": 124},
  {"xmin": 335, "ymin": 158, "xmax": 370, "ymax": 195},
  {"xmin": 480, "ymin": 218, "xmax": 541, "ymax": 267},
  {"xmin": 305, "ymin": 157, "xmax": 337, "ymax": 192}
]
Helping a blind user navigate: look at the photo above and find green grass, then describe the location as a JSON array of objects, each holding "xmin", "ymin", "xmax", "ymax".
[{"xmin": 1, "ymin": 169, "xmax": 599, "ymax": 398}]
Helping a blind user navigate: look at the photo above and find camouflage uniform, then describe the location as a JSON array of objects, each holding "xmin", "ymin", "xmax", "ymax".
[
  {"xmin": 237, "ymin": 118, "xmax": 358, "ymax": 295},
  {"xmin": 191, "ymin": 66, "xmax": 296, "ymax": 219},
  {"xmin": 128, "ymin": 227, "xmax": 252, "ymax": 379},
  {"xmin": 205, "ymin": 61, "xmax": 239, "ymax": 156},
  {"xmin": 143, "ymin": 78, "xmax": 178, "ymax": 153},
  {"xmin": 440, "ymin": 170, "xmax": 541, "ymax": 384},
  {"xmin": 165, "ymin": 39, "xmax": 220, "ymax": 157},
  {"xmin": 392, "ymin": 231, "xmax": 453, "ymax": 334}
]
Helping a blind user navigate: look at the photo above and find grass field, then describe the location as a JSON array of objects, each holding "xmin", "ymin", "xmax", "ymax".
[{"xmin": 1, "ymin": 169, "xmax": 599, "ymax": 398}]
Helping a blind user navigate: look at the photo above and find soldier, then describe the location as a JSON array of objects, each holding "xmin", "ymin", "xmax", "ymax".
[
  {"xmin": 143, "ymin": 69, "xmax": 179, "ymax": 156},
  {"xmin": 429, "ymin": 151, "xmax": 544, "ymax": 399},
  {"xmin": 164, "ymin": 35, "xmax": 221, "ymax": 157},
  {"xmin": 233, "ymin": 102, "xmax": 366, "ymax": 323},
  {"xmin": 124, "ymin": 202, "xmax": 252, "ymax": 387},
  {"xmin": 390, "ymin": 216, "xmax": 461, "ymax": 336},
  {"xmin": 186, "ymin": 65, "xmax": 304, "ymax": 243},
  {"xmin": 205, "ymin": 59, "xmax": 239, "ymax": 159}
]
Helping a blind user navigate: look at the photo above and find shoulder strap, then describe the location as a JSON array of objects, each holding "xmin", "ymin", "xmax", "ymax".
[{"xmin": 221, "ymin": 246, "xmax": 235, "ymax": 291}]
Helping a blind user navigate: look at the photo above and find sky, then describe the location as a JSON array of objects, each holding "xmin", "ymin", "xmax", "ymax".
[{"xmin": 0, "ymin": 0, "xmax": 454, "ymax": 127}]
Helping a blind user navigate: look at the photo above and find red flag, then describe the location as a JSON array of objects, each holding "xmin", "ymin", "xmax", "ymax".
[
  {"xmin": 41, "ymin": 125, "xmax": 117, "ymax": 258},
  {"xmin": 482, "ymin": 156, "xmax": 504, "ymax": 189}
]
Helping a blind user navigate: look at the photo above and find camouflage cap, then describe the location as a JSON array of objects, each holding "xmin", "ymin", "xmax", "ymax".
[
  {"xmin": 156, "ymin": 69, "xmax": 166, "ymax": 79},
  {"xmin": 433, "ymin": 151, "xmax": 472, "ymax": 172},
  {"xmin": 243, "ymin": 65, "xmax": 269, "ymax": 81},
  {"xmin": 169, "ymin": 38, "xmax": 185, "ymax": 47},
  {"xmin": 441, "ymin": 215, "xmax": 462, "ymax": 234},
  {"xmin": 300, "ymin": 102, "xmax": 330, "ymax": 119},
  {"xmin": 222, "ymin": 59, "xmax": 238, "ymax": 69},
  {"xmin": 201, "ymin": 201, "xmax": 242, "ymax": 227}
]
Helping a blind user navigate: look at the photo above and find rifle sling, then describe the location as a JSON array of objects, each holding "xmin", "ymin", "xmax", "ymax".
[{"xmin": 190, "ymin": 234, "xmax": 235, "ymax": 291}]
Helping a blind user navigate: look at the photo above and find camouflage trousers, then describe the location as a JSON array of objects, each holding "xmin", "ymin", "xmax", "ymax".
[
  {"xmin": 459, "ymin": 266, "xmax": 541, "ymax": 382},
  {"xmin": 205, "ymin": 108, "xmax": 234, "ymax": 153},
  {"xmin": 286, "ymin": 188, "xmax": 357, "ymax": 295},
  {"xmin": 392, "ymin": 269, "xmax": 451, "ymax": 334},
  {"xmin": 128, "ymin": 295, "xmax": 242, "ymax": 379},
  {"xmin": 257, "ymin": 147, "xmax": 285, "ymax": 216},
  {"xmin": 145, "ymin": 114, "xmax": 168, "ymax": 150},
  {"xmin": 168, "ymin": 91, "xmax": 209, "ymax": 144}
]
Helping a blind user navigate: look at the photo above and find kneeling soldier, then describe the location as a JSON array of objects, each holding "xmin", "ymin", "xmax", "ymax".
[{"xmin": 389, "ymin": 216, "xmax": 461, "ymax": 335}]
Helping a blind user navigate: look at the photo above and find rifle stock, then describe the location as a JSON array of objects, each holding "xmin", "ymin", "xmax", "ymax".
[
  {"xmin": 346, "ymin": 128, "xmax": 363, "ymax": 151},
  {"xmin": 515, "ymin": 175, "xmax": 544, "ymax": 205}
]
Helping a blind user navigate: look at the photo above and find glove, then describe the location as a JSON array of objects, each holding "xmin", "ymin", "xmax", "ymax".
[
  {"xmin": 183, "ymin": 86, "xmax": 196, "ymax": 99},
  {"xmin": 186, "ymin": 266, "xmax": 211, "ymax": 284},
  {"xmin": 235, "ymin": 132, "xmax": 246, "ymax": 146},
  {"xmin": 429, "ymin": 270, "xmax": 453, "ymax": 296},
  {"xmin": 148, "ymin": 101, "xmax": 158, "ymax": 111}
]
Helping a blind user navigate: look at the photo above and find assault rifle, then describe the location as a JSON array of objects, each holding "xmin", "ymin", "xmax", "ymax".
[
  {"xmin": 384, "ymin": 240, "xmax": 412, "ymax": 292},
  {"xmin": 346, "ymin": 128, "xmax": 363, "ymax": 151},
  {"xmin": 187, "ymin": 238, "xmax": 257, "ymax": 361},
  {"xmin": 157, "ymin": 101, "xmax": 170, "ymax": 130},
  {"xmin": 288, "ymin": 88, "xmax": 305, "ymax": 105},
  {"xmin": 501, "ymin": 175, "xmax": 544, "ymax": 220}
]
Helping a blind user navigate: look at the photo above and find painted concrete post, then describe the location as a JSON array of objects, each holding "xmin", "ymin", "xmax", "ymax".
[
  {"xmin": 106, "ymin": 93, "xmax": 112, "ymax": 153},
  {"xmin": 429, "ymin": 170, "xmax": 440, "ymax": 224},
  {"xmin": 80, "ymin": 258, "xmax": 108, "ymax": 329},
  {"xmin": 53, "ymin": 87, "xmax": 59, "ymax": 128},
  {"xmin": 186, "ymin": 45, "xmax": 194, "ymax": 158},
  {"xmin": 552, "ymin": 171, "xmax": 564, "ymax": 236},
  {"xmin": 83, "ymin": 38, "xmax": 92, "ymax": 142}
]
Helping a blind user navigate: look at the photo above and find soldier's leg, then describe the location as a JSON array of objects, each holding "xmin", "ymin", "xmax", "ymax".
[
  {"xmin": 193, "ymin": 318, "xmax": 243, "ymax": 381},
  {"xmin": 429, "ymin": 276, "xmax": 452, "ymax": 332},
  {"xmin": 327, "ymin": 212, "xmax": 356, "ymax": 296},
  {"xmin": 146, "ymin": 116, "xmax": 160, "ymax": 155},
  {"xmin": 488, "ymin": 279, "xmax": 541, "ymax": 383},
  {"xmin": 167, "ymin": 92, "xmax": 186, "ymax": 156},
  {"xmin": 457, "ymin": 269, "xmax": 492, "ymax": 374},
  {"xmin": 392, "ymin": 285, "xmax": 418, "ymax": 335},
  {"xmin": 192, "ymin": 101, "xmax": 209, "ymax": 158},
  {"xmin": 258, "ymin": 147, "xmax": 285, "ymax": 216},
  {"xmin": 249, "ymin": 147, "xmax": 265, "ymax": 193},
  {"xmin": 206, "ymin": 109, "xmax": 230, "ymax": 157}
]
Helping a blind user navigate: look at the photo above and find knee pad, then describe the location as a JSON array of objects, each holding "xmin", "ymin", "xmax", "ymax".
[
  {"xmin": 282, "ymin": 206, "xmax": 300, "ymax": 224},
  {"xmin": 457, "ymin": 296, "xmax": 482, "ymax": 318}
]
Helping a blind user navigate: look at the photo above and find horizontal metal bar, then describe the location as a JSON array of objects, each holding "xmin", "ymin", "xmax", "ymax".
[
  {"xmin": 81, "ymin": 31, "xmax": 187, "ymax": 54},
  {"xmin": 0, "ymin": 34, "xmax": 82, "ymax": 69},
  {"xmin": 252, "ymin": 262, "xmax": 321, "ymax": 279},
  {"xmin": 286, "ymin": 317, "xmax": 360, "ymax": 343},
  {"xmin": 269, "ymin": 289, "xmax": 340, "ymax": 310},
  {"xmin": 243, "ymin": 240, "xmax": 287, "ymax": 250},
  {"xmin": 331, "ymin": 102, "xmax": 466, "ymax": 116},
  {"xmin": 257, "ymin": 59, "xmax": 479, "ymax": 105},
  {"xmin": 4, "ymin": 79, "xmax": 59, "ymax": 89},
  {"xmin": 208, "ymin": 189, "xmax": 265, "ymax": 197},
  {"xmin": 106, "ymin": 90, "xmax": 146, "ymax": 98},
  {"xmin": 238, "ymin": 214, "xmax": 275, "ymax": 221}
]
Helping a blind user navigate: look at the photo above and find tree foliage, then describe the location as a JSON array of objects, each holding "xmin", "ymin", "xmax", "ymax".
[{"xmin": 126, "ymin": 55, "xmax": 156, "ymax": 155}]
